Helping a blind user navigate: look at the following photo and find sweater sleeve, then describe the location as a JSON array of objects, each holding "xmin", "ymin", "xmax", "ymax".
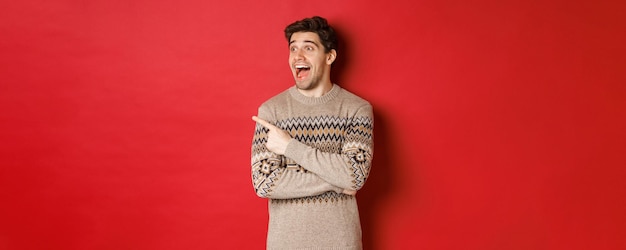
[
  {"xmin": 251, "ymin": 106, "xmax": 343, "ymax": 199},
  {"xmin": 283, "ymin": 104, "xmax": 374, "ymax": 191}
]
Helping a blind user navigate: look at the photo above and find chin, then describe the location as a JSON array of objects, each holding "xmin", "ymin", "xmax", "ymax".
[
  {"xmin": 294, "ymin": 79, "xmax": 307, "ymax": 87},
  {"xmin": 295, "ymin": 82, "xmax": 314, "ymax": 91}
]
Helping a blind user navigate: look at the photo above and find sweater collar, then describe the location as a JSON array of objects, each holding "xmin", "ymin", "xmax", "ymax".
[{"xmin": 289, "ymin": 84, "xmax": 341, "ymax": 105}]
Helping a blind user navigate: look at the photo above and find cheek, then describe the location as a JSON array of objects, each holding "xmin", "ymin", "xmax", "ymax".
[
  {"xmin": 306, "ymin": 54, "xmax": 319, "ymax": 63},
  {"xmin": 288, "ymin": 56, "xmax": 296, "ymax": 68}
]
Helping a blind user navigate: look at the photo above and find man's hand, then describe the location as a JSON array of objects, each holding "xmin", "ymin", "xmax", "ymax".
[
  {"xmin": 342, "ymin": 189, "xmax": 357, "ymax": 196},
  {"xmin": 252, "ymin": 116, "xmax": 292, "ymax": 155}
]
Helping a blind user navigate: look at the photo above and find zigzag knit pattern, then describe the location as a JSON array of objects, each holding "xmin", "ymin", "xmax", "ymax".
[
  {"xmin": 251, "ymin": 115, "xmax": 373, "ymax": 202},
  {"xmin": 270, "ymin": 191, "xmax": 353, "ymax": 205}
]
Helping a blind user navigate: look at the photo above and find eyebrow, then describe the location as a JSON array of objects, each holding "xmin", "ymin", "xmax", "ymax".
[{"xmin": 289, "ymin": 40, "xmax": 320, "ymax": 47}]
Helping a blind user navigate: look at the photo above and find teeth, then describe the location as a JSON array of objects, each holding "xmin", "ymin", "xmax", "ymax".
[{"xmin": 295, "ymin": 65, "xmax": 310, "ymax": 69}]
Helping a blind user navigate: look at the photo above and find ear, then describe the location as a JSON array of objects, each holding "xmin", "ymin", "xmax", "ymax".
[{"xmin": 326, "ymin": 49, "xmax": 337, "ymax": 65}]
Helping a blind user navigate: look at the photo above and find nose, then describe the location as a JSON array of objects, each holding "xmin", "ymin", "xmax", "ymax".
[{"xmin": 294, "ymin": 49, "xmax": 305, "ymax": 60}]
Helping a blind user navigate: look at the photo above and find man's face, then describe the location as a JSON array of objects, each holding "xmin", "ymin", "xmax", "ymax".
[{"xmin": 288, "ymin": 32, "xmax": 335, "ymax": 91}]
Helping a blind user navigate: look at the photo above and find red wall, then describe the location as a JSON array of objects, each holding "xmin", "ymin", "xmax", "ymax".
[{"xmin": 1, "ymin": 0, "xmax": 625, "ymax": 249}]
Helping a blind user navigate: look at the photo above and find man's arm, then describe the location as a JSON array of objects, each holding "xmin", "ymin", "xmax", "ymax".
[
  {"xmin": 251, "ymin": 109, "xmax": 344, "ymax": 199},
  {"xmin": 255, "ymin": 105, "xmax": 374, "ymax": 193}
]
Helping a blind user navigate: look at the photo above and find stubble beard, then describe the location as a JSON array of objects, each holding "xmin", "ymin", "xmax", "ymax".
[{"xmin": 295, "ymin": 75, "xmax": 320, "ymax": 91}]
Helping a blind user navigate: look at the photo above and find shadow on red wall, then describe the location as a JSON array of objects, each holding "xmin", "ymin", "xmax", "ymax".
[
  {"xmin": 329, "ymin": 24, "xmax": 351, "ymax": 89},
  {"xmin": 331, "ymin": 24, "xmax": 403, "ymax": 250},
  {"xmin": 358, "ymin": 110, "xmax": 399, "ymax": 250}
]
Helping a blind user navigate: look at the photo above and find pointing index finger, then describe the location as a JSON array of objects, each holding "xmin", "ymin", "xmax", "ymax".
[{"xmin": 252, "ymin": 116, "xmax": 275, "ymax": 130}]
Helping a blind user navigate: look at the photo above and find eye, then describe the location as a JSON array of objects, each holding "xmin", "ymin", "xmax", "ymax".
[
  {"xmin": 305, "ymin": 46, "xmax": 314, "ymax": 51},
  {"xmin": 290, "ymin": 46, "xmax": 297, "ymax": 52}
]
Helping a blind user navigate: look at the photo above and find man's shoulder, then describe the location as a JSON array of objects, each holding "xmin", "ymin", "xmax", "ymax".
[{"xmin": 338, "ymin": 86, "xmax": 372, "ymax": 109}]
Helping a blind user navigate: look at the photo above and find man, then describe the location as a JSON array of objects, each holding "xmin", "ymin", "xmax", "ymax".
[{"xmin": 251, "ymin": 16, "xmax": 373, "ymax": 250}]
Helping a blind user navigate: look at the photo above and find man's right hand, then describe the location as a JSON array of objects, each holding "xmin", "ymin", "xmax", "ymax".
[{"xmin": 252, "ymin": 116, "xmax": 292, "ymax": 155}]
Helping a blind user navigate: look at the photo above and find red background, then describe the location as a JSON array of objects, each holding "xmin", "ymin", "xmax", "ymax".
[{"xmin": 1, "ymin": 0, "xmax": 625, "ymax": 249}]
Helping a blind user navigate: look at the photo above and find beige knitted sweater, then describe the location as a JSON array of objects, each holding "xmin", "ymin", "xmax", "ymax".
[{"xmin": 251, "ymin": 84, "xmax": 373, "ymax": 250}]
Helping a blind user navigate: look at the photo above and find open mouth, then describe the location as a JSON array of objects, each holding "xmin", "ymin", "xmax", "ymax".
[{"xmin": 295, "ymin": 65, "xmax": 310, "ymax": 79}]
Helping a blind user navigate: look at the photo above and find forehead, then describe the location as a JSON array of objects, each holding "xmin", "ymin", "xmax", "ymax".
[{"xmin": 289, "ymin": 32, "xmax": 321, "ymax": 45}]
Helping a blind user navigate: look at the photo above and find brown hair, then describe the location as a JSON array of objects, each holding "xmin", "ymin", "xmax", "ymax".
[{"xmin": 284, "ymin": 16, "xmax": 338, "ymax": 53}]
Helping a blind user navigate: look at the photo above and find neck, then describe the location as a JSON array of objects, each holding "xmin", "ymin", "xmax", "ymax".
[
  {"xmin": 298, "ymin": 80, "xmax": 333, "ymax": 98},
  {"xmin": 289, "ymin": 84, "xmax": 341, "ymax": 105}
]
